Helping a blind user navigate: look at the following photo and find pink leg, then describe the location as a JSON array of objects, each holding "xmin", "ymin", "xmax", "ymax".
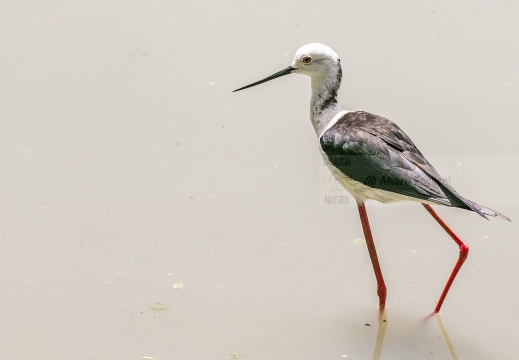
[
  {"xmin": 422, "ymin": 204, "xmax": 469, "ymax": 314},
  {"xmin": 358, "ymin": 203, "xmax": 387, "ymax": 308}
]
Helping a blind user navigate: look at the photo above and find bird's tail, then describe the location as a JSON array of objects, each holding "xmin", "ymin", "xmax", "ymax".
[
  {"xmin": 464, "ymin": 199, "xmax": 511, "ymax": 222},
  {"xmin": 434, "ymin": 179, "xmax": 511, "ymax": 221}
]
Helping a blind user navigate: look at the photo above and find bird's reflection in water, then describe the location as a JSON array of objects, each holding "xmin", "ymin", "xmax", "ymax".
[
  {"xmin": 372, "ymin": 308, "xmax": 388, "ymax": 360},
  {"xmin": 371, "ymin": 310, "xmax": 457, "ymax": 360},
  {"xmin": 435, "ymin": 314, "xmax": 458, "ymax": 360}
]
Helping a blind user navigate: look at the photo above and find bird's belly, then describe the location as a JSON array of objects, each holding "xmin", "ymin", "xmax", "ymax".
[{"xmin": 320, "ymin": 149, "xmax": 423, "ymax": 205}]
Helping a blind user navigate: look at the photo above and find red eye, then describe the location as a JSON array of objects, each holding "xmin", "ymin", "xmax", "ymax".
[{"xmin": 302, "ymin": 56, "xmax": 312, "ymax": 64}]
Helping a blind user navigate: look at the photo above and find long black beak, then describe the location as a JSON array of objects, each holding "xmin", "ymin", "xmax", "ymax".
[{"xmin": 233, "ymin": 66, "xmax": 296, "ymax": 92}]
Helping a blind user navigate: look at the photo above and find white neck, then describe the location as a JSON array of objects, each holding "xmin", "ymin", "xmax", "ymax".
[{"xmin": 309, "ymin": 70, "xmax": 343, "ymax": 136}]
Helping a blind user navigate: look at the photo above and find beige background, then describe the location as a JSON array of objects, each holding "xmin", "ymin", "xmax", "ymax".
[{"xmin": 1, "ymin": 1, "xmax": 518, "ymax": 359}]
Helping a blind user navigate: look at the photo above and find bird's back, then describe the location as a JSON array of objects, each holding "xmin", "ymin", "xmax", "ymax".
[{"xmin": 320, "ymin": 111, "xmax": 510, "ymax": 221}]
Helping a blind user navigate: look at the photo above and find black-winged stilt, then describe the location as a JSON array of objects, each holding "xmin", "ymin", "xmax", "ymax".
[{"xmin": 233, "ymin": 43, "xmax": 510, "ymax": 315}]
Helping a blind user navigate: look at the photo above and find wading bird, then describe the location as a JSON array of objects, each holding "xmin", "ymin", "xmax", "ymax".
[{"xmin": 233, "ymin": 43, "xmax": 510, "ymax": 315}]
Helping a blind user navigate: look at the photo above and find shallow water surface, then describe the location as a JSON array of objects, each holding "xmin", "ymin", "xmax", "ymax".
[{"xmin": 1, "ymin": 1, "xmax": 517, "ymax": 359}]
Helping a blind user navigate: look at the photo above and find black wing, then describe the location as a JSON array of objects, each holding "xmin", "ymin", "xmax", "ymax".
[{"xmin": 320, "ymin": 111, "xmax": 489, "ymax": 217}]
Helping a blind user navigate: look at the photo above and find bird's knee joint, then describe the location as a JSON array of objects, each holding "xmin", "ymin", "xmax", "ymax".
[{"xmin": 459, "ymin": 243, "xmax": 469, "ymax": 258}]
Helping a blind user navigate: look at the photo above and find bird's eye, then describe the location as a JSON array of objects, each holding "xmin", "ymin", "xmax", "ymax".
[{"xmin": 302, "ymin": 56, "xmax": 312, "ymax": 64}]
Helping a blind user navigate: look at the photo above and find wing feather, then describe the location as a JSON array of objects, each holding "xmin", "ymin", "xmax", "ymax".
[
  {"xmin": 320, "ymin": 111, "xmax": 479, "ymax": 212},
  {"xmin": 320, "ymin": 111, "xmax": 509, "ymax": 221}
]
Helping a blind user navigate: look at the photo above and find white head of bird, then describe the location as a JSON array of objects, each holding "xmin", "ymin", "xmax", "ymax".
[{"xmin": 234, "ymin": 43, "xmax": 344, "ymax": 136}]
